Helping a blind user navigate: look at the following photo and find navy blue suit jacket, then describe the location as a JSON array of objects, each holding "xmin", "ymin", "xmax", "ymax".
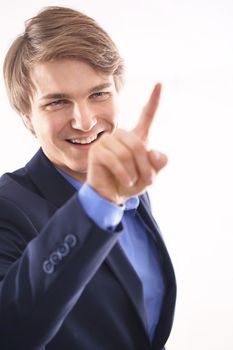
[{"xmin": 0, "ymin": 149, "xmax": 176, "ymax": 349}]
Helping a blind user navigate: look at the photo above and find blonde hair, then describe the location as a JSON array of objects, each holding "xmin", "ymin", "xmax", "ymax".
[{"xmin": 3, "ymin": 6, "xmax": 124, "ymax": 115}]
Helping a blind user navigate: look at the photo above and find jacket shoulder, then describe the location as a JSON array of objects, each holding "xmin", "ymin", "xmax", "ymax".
[
  {"xmin": 0, "ymin": 167, "xmax": 38, "ymax": 196},
  {"xmin": 0, "ymin": 168, "xmax": 56, "ymax": 233}
]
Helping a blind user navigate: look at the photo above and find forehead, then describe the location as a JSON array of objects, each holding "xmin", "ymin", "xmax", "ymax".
[{"xmin": 30, "ymin": 59, "xmax": 115, "ymax": 99}]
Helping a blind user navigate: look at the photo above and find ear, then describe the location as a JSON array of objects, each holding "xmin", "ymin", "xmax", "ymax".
[{"xmin": 21, "ymin": 114, "xmax": 37, "ymax": 137}]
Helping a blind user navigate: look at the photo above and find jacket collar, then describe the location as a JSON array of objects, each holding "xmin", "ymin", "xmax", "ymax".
[{"xmin": 25, "ymin": 148, "xmax": 76, "ymax": 208}]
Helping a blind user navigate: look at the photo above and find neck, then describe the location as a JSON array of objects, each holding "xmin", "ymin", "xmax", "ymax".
[{"xmin": 53, "ymin": 164, "xmax": 87, "ymax": 184}]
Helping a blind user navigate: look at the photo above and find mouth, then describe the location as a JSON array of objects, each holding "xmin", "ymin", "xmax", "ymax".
[{"xmin": 66, "ymin": 131, "xmax": 105, "ymax": 148}]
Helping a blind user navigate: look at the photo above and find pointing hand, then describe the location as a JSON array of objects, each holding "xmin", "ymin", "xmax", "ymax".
[{"xmin": 87, "ymin": 83, "xmax": 167, "ymax": 204}]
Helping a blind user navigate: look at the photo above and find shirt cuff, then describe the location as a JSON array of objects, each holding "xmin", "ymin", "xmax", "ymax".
[{"xmin": 78, "ymin": 183, "xmax": 124, "ymax": 230}]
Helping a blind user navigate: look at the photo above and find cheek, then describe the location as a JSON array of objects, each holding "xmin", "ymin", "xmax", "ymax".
[
  {"xmin": 103, "ymin": 110, "xmax": 118, "ymax": 130},
  {"xmin": 31, "ymin": 115, "xmax": 61, "ymax": 141},
  {"xmin": 104, "ymin": 99, "xmax": 119, "ymax": 125}
]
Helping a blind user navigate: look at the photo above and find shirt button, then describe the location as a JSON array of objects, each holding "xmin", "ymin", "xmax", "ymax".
[
  {"xmin": 58, "ymin": 242, "xmax": 70, "ymax": 257},
  {"xmin": 49, "ymin": 251, "xmax": 62, "ymax": 265},
  {"xmin": 64, "ymin": 234, "xmax": 77, "ymax": 248},
  {"xmin": 43, "ymin": 260, "xmax": 54, "ymax": 274}
]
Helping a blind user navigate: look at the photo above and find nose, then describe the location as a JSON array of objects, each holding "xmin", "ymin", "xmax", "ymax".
[{"xmin": 71, "ymin": 103, "xmax": 97, "ymax": 131}]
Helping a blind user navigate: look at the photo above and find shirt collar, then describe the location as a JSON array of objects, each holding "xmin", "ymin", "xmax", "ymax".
[
  {"xmin": 56, "ymin": 168, "xmax": 82, "ymax": 191},
  {"xmin": 124, "ymin": 196, "xmax": 140, "ymax": 211}
]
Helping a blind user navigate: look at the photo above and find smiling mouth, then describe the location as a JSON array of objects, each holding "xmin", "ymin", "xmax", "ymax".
[{"xmin": 66, "ymin": 131, "xmax": 104, "ymax": 145}]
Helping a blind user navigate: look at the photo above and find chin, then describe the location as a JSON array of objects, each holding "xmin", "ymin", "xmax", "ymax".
[
  {"xmin": 74, "ymin": 168, "xmax": 88, "ymax": 174},
  {"xmin": 71, "ymin": 164, "xmax": 88, "ymax": 176},
  {"xmin": 67, "ymin": 159, "xmax": 88, "ymax": 173}
]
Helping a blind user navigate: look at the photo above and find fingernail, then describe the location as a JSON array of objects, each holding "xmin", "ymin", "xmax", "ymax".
[
  {"xmin": 126, "ymin": 177, "xmax": 133, "ymax": 187},
  {"xmin": 128, "ymin": 177, "xmax": 137, "ymax": 187}
]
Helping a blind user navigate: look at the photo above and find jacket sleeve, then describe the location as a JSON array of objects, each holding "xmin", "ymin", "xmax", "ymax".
[{"xmin": 0, "ymin": 194, "xmax": 122, "ymax": 349}]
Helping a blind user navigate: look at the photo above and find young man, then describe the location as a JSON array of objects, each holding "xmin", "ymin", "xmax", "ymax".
[{"xmin": 0, "ymin": 6, "xmax": 176, "ymax": 350}]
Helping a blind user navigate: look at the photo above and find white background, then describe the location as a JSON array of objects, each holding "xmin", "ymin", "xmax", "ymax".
[{"xmin": 0, "ymin": 1, "xmax": 233, "ymax": 349}]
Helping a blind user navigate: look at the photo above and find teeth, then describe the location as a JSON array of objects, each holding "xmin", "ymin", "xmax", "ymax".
[{"xmin": 70, "ymin": 134, "xmax": 98, "ymax": 144}]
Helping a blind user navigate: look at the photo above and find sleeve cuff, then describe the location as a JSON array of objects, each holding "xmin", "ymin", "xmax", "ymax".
[{"xmin": 78, "ymin": 183, "xmax": 125, "ymax": 231}]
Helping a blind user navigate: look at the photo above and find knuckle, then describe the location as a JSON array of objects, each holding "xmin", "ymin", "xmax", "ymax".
[
  {"xmin": 144, "ymin": 169, "xmax": 154, "ymax": 186},
  {"xmin": 117, "ymin": 167, "xmax": 128, "ymax": 179},
  {"xmin": 120, "ymin": 149, "xmax": 132, "ymax": 162},
  {"xmin": 146, "ymin": 176, "xmax": 153, "ymax": 186},
  {"xmin": 133, "ymin": 139, "xmax": 144, "ymax": 154}
]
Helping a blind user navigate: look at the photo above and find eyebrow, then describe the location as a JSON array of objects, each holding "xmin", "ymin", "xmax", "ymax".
[
  {"xmin": 39, "ymin": 82, "xmax": 113, "ymax": 102},
  {"xmin": 89, "ymin": 82, "xmax": 113, "ymax": 93}
]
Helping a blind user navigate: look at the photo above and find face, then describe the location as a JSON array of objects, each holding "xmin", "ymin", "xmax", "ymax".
[{"xmin": 23, "ymin": 59, "xmax": 119, "ymax": 182}]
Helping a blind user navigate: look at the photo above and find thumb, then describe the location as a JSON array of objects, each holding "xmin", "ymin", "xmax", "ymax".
[{"xmin": 148, "ymin": 150, "xmax": 168, "ymax": 172}]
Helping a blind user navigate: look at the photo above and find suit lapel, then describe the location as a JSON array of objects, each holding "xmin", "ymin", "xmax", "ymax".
[
  {"xmin": 25, "ymin": 148, "xmax": 76, "ymax": 208},
  {"xmin": 105, "ymin": 192, "xmax": 172, "ymax": 338},
  {"xmin": 106, "ymin": 242, "xmax": 149, "ymax": 335},
  {"xmin": 138, "ymin": 194, "xmax": 177, "ymax": 349},
  {"xmin": 138, "ymin": 193, "xmax": 176, "ymax": 284},
  {"xmin": 106, "ymin": 193, "xmax": 177, "ymax": 347},
  {"xmin": 137, "ymin": 193, "xmax": 164, "ymax": 241}
]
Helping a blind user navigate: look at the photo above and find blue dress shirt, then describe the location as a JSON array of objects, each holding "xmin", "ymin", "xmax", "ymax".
[{"xmin": 56, "ymin": 169, "xmax": 165, "ymax": 341}]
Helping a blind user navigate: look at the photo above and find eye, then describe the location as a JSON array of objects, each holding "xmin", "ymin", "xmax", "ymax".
[
  {"xmin": 45, "ymin": 99, "xmax": 69, "ymax": 111},
  {"xmin": 90, "ymin": 92, "xmax": 110, "ymax": 101}
]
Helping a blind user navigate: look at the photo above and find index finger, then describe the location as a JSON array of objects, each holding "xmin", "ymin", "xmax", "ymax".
[{"xmin": 133, "ymin": 83, "xmax": 162, "ymax": 142}]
